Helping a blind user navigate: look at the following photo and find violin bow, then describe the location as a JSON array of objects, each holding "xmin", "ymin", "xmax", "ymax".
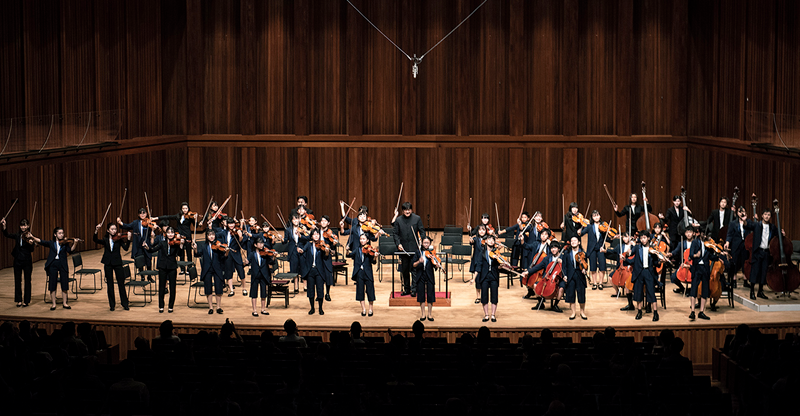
[
  {"xmin": 144, "ymin": 192, "xmax": 153, "ymax": 218},
  {"xmin": 1, "ymin": 198, "xmax": 18, "ymax": 222},
  {"xmin": 200, "ymin": 196, "xmax": 214, "ymax": 225},
  {"xmin": 118, "ymin": 188, "xmax": 127, "ymax": 219},
  {"xmin": 495, "ymin": 202, "xmax": 501, "ymax": 230},
  {"xmin": 584, "ymin": 201, "xmax": 591, "ymax": 218},
  {"xmin": 395, "ymin": 182, "xmax": 404, "ymax": 213},
  {"xmin": 467, "ymin": 197, "xmax": 472, "ymax": 229},
  {"xmin": 100, "ymin": 202, "xmax": 112, "ymax": 227},
  {"xmin": 260, "ymin": 214, "xmax": 279, "ymax": 232},
  {"xmin": 275, "ymin": 206, "xmax": 288, "ymax": 229},
  {"xmin": 517, "ymin": 198, "xmax": 526, "ymax": 222},
  {"xmin": 603, "ymin": 184, "xmax": 617, "ymax": 210},
  {"xmin": 212, "ymin": 195, "xmax": 232, "ymax": 221},
  {"xmin": 342, "ymin": 199, "xmax": 358, "ymax": 217},
  {"xmin": 232, "ymin": 194, "xmax": 239, "ymax": 221},
  {"xmin": 29, "ymin": 201, "xmax": 37, "ymax": 231}
]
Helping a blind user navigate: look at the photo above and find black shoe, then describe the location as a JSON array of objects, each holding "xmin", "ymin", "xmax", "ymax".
[
  {"xmin": 709, "ymin": 305, "xmax": 718, "ymax": 312},
  {"xmin": 592, "ymin": 285, "xmax": 597, "ymax": 290},
  {"xmin": 569, "ymin": 315, "xmax": 576, "ymax": 320},
  {"xmin": 653, "ymin": 311, "xmax": 659, "ymax": 321},
  {"xmin": 62, "ymin": 305, "xmax": 71, "ymax": 309},
  {"xmin": 523, "ymin": 293, "xmax": 533, "ymax": 299},
  {"xmin": 427, "ymin": 316, "xmax": 434, "ymax": 322},
  {"xmin": 159, "ymin": 308, "xmax": 164, "ymax": 313},
  {"xmin": 252, "ymin": 312, "xmax": 259, "ymax": 317},
  {"xmin": 164, "ymin": 288, "xmax": 169, "ymax": 295},
  {"xmin": 673, "ymin": 288, "xmax": 685, "ymax": 294},
  {"xmin": 698, "ymin": 312, "xmax": 710, "ymax": 320},
  {"xmin": 598, "ymin": 285, "xmax": 603, "ymax": 290},
  {"xmin": 490, "ymin": 316, "xmax": 496, "ymax": 322},
  {"xmin": 325, "ymin": 294, "xmax": 331, "ymax": 302},
  {"xmin": 110, "ymin": 306, "xmax": 115, "ymax": 311},
  {"xmin": 261, "ymin": 310, "xmax": 269, "ymax": 315},
  {"xmin": 645, "ymin": 305, "xmax": 652, "ymax": 313},
  {"xmin": 309, "ymin": 308, "xmax": 315, "ymax": 315},
  {"xmin": 474, "ymin": 298, "xmax": 481, "ymax": 304},
  {"xmin": 750, "ymin": 290, "xmax": 756, "ymax": 300},
  {"xmin": 168, "ymin": 308, "xmax": 173, "ymax": 313},
  {"xmin": 22, "ymin": 303, "xmax": 29, "ymax": 307},
  {"xmin": 620, "ymin": 304, "xmax": 635, "ymax": 311},
  {"xmin": 410, "ymin": 292, "xmax": 416, "ymax": 297},
  {"xmin": 689, "ymin": 311, "xmax": 695, "ymax": 321},
  {"xmin": 50, "ymin": 305, "xmax": 56, "ymax": 311},
  {"xmin": 208, "ymin": 309, "xmax": 214, "ymax": 314},
  {"xmin": 743, "ymin": 281, "xmax": 751, "ymax": 289},
  {"xmin": 757, "ymin": 291, "xmax": 769, "ymax": 300},
  {"xmin": 482, "ymin": 316, "xmax": 489, "ymax": 322},
  {"xmin": 581, "ymin": 314, "xmax": 587, "ymax": 320},
  {"xmin": 368, "ymin": 310, "xmax": 373, "ymax": 317},
  {"xmin": 635, "ymin": 310, "xmax": 643, "ymax": 320},
  {"xmin": 228, "ymin": 291, "xmax": 235, "ymax": 297},
  {"xmin": 401, "ymin": 291, "xmax": 410, "ymax": 296},
  {"xmin": 420, "ymin": 316, "xmax": 426, "ymax": 321},
  {"xmin": 123, "ymin": 305, "xmax": 130, "ymax": 311},
  {"xmin": 361, "ymin": 310, "xmax": 367, "ymax": 316},
  {"xmin": 533, "ymin": 299, "xmax": 545, "ymax": 310},
  {"xmin": 216, "ymin": 308, "xmax": 223, "ymax": 314},
  {"xmin": 550, "ymin": 304, "xmax": 563, "ymax": 313}
]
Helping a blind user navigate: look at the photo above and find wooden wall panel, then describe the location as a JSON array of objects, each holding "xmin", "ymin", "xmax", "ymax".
[
  {"xmin": 161, "ymin": 0, "xmax": 188, "ymax": 135},
  {"xmin": 775, "ymin": 0, "xmax": 800, "ymax": 116},
  {"xmin": 577, "ymin": 0, "xmax": 616, "ymax": 135},
  {"xmin": 94, "ymin": 0, "xmax": 128, "ymax": 134},
  {"xmin": 416, "ymin": 0, "xmax": 457, "ymax": 135},
  {"xmin": 359, "ymin": 0, "xmax": 401, "ymax": 135},
  {"xmin": 714, "ymin": 0, "xmax": 746, "ymax": 139},
  {"xmin": 524, "ymin": 0, "xmax": 560, "ymax": 135},
  {"xmin": 60, "ymin": 0, "xmax": 96, "ymax": 116},
  {"xmin": 686, "ymin": 0, "xmax": 716, "ymax": 136},
  {"xmin": 202, "ymin": 0, "xmax": 240, "ymax": 134},
  {"xmin": 255, "ymin": 0, "xmax": 293, "ymax": 134},
  {"xmin": 308, "ymin": 1, "xmax": 346, "ymax": 134},
  {"xmin": 0, "ymin": 0, "xmax": 25, "ymax": 119},
  {"xmin": 125, "ymin": 0, "xmax": 162, "ymax": 139},
  {"xmin": 23, "ymin": 0, "xmax": 62, "ymax": 118}
]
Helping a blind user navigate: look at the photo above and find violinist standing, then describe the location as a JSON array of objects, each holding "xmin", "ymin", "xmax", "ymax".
[
  {"xmin": 284, "ymin": 213, "xmax": 308, "ymax": 293},
  {"xmin": 560, "ymin": 203, "xmax": 583, "ymax": 243},
  {"xmin": 468, "ymin": 213, "xmax": 495, "ymax": 237},
  {"xmin": 93, "ymin": 223, "xmax": 132, "ymax": 311},
  {"xmin": 118, "ymin": 208, "xmax": 153, "ymax": 271},
  {"xmin": 145, "ymin": 226, "xmax": 182, "ymax": 313},
  {"xmin": 246, "ymin": 237, "xmax": 275, "ymax": 317},
  {"xmin": 724, "ymin": 206, "xmax": 751, "ymax": 289},
  {"xmin": 468, "ymin": 223, "xmax": 488, "ymax": 303},
  {"xmin": 40, "ymin": 227, "xmax": 80, "ymax": 310},
  {"xmin": 213, "ymin": 217, "xmax": 248, "ymax": 297},
  {"xmin": 1, "ymin": 218, "xmax": 36, "ymax": 307},
  {"xmin": 476, "ymin": 235, "xmax": 501, "ymax": 322},
  {"xmin": 318, "ymin": 215, "xmax": 336, "ymax": 301},
  {"xmin": 498, "ymin": 211, "xmax": 531, "ymax": 267},
  {"xmin": 412, "ymin": 236, "xmax": 437, "ymax": 321},
  {"xmin": 192, "ymin": 229, "xmax": 226, "ymax": 314},
  {"xmin": 563, "ymin": 236, "xmax": 588, "ymax": 320},
  {"xmin": 152, "ymin": 202, "xmax": 195, "ymax": 275},
  {"xmin": 393, "ymin": 202, "xmax": 426, "ymax": 297},
  {"xmin": 660, "ymin": 195, "xmax": 692, "ymax": 251},
  {"xmin": 613, "ymin": 193, "xmax": 652, "ymax": 235},
  {"xmin": 579, "ymin": 210, "xmax": 607, "ymax": 290},
  {"xmin": 624, "ymin": 233, "xmax": 661, "ymax": 321},
  {"xmin": 339, "ymin": 202, "xmax": 376, "ymax": 254},
  {"xmin": 353, "ymin": 233, "xmax": 378, "ymax": 317},
  {"xmin": 290, "ymin": 195, "xmax": 314, "ymax": 217},
  {"xmin": 301, "ymin": 229, "xmax": 331, "ymax": 315},
  {"xmin": 687, "ymin": 227, "xmax": 714, "ymax": 320},
  {"xmin": 743, "ymin": 209, "xmax": 784, "ymax": 300},
  {"xmin": 602, "ymin": 232, "xmax": 635, "ymax": 310}
]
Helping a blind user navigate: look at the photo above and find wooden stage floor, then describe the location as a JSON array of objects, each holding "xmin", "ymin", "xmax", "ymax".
[{"xmin": 1, "ymin": 244, "xmax": 798, "ymax": 333}]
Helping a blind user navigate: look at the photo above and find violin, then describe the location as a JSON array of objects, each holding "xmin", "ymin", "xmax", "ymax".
[
  {"xmin": 536, "ymin": 221, "xmax": 548, "ymax": 232},
  {"xmin": 301, "ymin": 215, "xmax": 317, "ymax": 230},
  {"xmin": 323, "ymin": 229, "xmax": 339, "ymax": 245},
  {"xmin": 702, "ymin": 237, "xmax": 725, "ymax": 254},
  {"xmin": 766, "ymin": 199, "xmax": 800, "ymax": 294},
  {"xmin": 58, "ymin": 237, "xmax": 82, "ymax": 246},
  {"xmin": 361, "ymin": 221, "xmax": 383, "ymax": 235},
  {"xmin": 210, "ymin": 240, "xmax": 229, "ymax": 252},
  {"xmin": 575, "ymin": 251, "xmax": 589, "ymax": 273},
  {"xmin": 486, "ymin": 224, "xmax": 496, "ymax": 234},
  {"xmin": 183, "ymin": 211, "xmax": 199, "ymax": 220},
  {"xmin": 361, "ymin": 244, "xmax": 378, "ymax": 257},
  {"xmin": 488, "ymin": 247, "xmax": 511, "ymax": 268},
  {"xmin": 649, "ymin": 235, "xmax": 671, "ymax": 274},
  {"xmin": 315, "ymin": 239, "xmax": 331, "ymax": 255},
  {"xmin": 168, "ymin": 234, "xmax": 186, "ymax": 246},
  {"xmin": 425, "ymin": 246, "xmax": 445, "ymax": 271},
  {"xmin": 258, "ymin": 246, "xmax": 278, "ymax": 257},
  {"xmin": 572, "ymin": 213, "xmax": 590, "ymax": 227},
  {"xmin": 598, "ymin": 222, "xmax": 618, "ymax": 239},
  {"xmin": 111, "ymin": 233, "xmax": 130, "ymax": 242}
]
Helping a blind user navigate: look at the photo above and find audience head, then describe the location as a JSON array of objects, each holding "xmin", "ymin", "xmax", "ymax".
[{"xmin": 283, "ymin": 319, "xmax": 298, "ymax": 335}]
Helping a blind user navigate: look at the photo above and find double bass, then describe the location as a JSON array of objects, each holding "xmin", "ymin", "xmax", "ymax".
[
  {"xmin": 636, "ymin": 181, "xmax": 660, "ymax": 232},
  {"xmin": 766, "ymin": 199, "xmax": 800, "ymax": 295},
  {"xmin": 743, "ymin": 194, "xmax": 757, "ymax": 281},
  {"xmin": 535, "ymin": 246, "xmax": 567, "ymax": 300}
]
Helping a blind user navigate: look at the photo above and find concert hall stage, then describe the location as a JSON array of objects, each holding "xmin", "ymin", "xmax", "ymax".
[{"xmin": 1, "ymin": 245, "xmax": 799, "ymax": 369}]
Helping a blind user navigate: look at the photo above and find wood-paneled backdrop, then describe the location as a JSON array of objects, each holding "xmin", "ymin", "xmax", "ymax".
[
  {"xmin": 2, "ymin": 0, "xmax": 800, "ymax": 138},
  {"xmin": 2, "ymin": 0, "xmax": 800, "ymax": 270}
]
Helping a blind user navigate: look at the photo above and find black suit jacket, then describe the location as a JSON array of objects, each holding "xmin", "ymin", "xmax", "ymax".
[
  {"xmin": 301, "ymin": 241, "xmax": 331, "ymax": 278},
  {"xmin": 146, "ymin": 236, "xmax": 180, "ymax": 270},
  {"xmin": 3, "ymin": 228, "xmax": 35, "ymax": 264},
  {"xmin": 393, "ymin": 214, "xmax": 426, "ymax": 251},
  {"xmin": 40, "ymin": 240, "xmax": 71, "ymax": 272},
  {"xmin": 93, "ymin": 233, "xmax": 131, "ymax": 266},
  {"xmin": 706, "ymin": 209, "xmax": 734, "ymax": 239},
  {"xmin": 624, "ymin": 246, "xmax": 660, "ymax": 283},
  {"xmin": 158, "ymin": 213, "xmax": 193, "ymax": 238},
  {"xmin": 247, "ymin": 250, "xmax": 274, "ymax": 282},
  {"xmin": 726, "ymin": 220, "xmax": 751, "ymax": 255}
]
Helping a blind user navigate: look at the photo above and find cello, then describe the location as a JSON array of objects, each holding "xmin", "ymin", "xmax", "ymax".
[
  {"xmin": 743, "ymin": 194, "xmax": 757, "ymax": 281},
  {"xmin": 676, "ymin": 236, "xmax": 693, "ymax": 283},
  {"xmin": 696, "ymin": 235, "xmax": 724, "ymax": 303},
  {"xmin": 637, "ymin": 181, "xmax": 660, "ymax": 232},
  {"xmin": 765, "ymin": 199, "xmax": 800, "ymax": 296},
  {"xmin": 534, "ymin": 245, "xmax": 567, "ymax": 300},
  {"xmin": 611, "ymin": 231, "xmax": 633, "ymax": 290},
  {"xmin": 523, "ymin": 241, "xmax": 548, "ymax": 289}
]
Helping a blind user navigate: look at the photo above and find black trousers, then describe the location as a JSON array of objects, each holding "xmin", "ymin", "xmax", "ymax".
[
  {"xmin": 47, "ymin": 267, "xmax": 69, "ymax": 292},
  {"xmin": 307, "ymin": 268, "xmax": 325, "ymax": 301},
  {"xmin": 400, "ymin": 254, "xmax": 415, "ymax": 293},
  {"xmin": 178, "ymin": 245, "xmax": 193, "ymax": 272},
  {"xmin": 158, "ymin": 268, "xmax": 177, "ymax": 309},
  {"xmin": 510, "ymin": 242, "xmax": 522, "ymax": 267},
  {"xmin": 224, "ymin": 259, "xmax": 246, "ymax": 284},
  {"xmin": 104, "ymin": 264, "xmax": 129, "ymax": 308},
  {"xmin": 13, "ymin": 261, "xmax": 32, "ymax": 304}
]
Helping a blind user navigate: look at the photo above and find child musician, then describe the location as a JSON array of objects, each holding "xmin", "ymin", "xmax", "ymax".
[
  {"xmin": 560, "ymin": 203, "xmax": 583, "ymax": 243},
  {"xmin": 192, "ymin": 230, "xmax": 226, "ymax": 314},
  {"xmin": 688, "ymin": 226, "xmax": 713, "ymax": 321},
  {"xmin": 40, "ymin": 228, "xmax": 81, "ymax": 310},
  {"xmin": 212, "ymin": 217, "xmax": 248, "ymax": 297},
  {"xmin": 624, "ymin": 232, "xmax": 661, "ymax": 321},
  {"xmin": 151, "ymin": 202, "xmax": 195, "ymax": 275},
  {"xmin": 602, "ymin": 232, "xmax": 635, "ymax": 310},
  {"xmin": 580, "ymin": 210, "xmax": 607, "ymax": 290},
  {"xmin": 413, "ymin": 236, "xmax": 439, "ymax": 321},
  {"xmin": 93, "ymin": 222, "xmax": 132, "ymax": 311},
  {"xmin": 145, "ymin": 226, "xmax": 183, "ymax": 313},
  {"xmin": 284, "ymin": 213, "xmax": 308, "ymax": 293},
  {"xmin": 724, "ymin": 206, "xmax": 750, "ymax": 289},
  {"xmin": 498, "ymin": 211, "xmax": 531, "ymax": 267},
  {"xmin": 477, "ymin": 235, "xmax": 502, "ymax": 322},
  {"xmin": 744, "ymin": 209, "xmax": 784, "ymax": 300},
  {"xmin": 301, "ymin": 229, "xmax": 331, "ymax": 315},
  {"xmin": 563, "ymin": 236, "xmax": 587, "ymax": 320},
  {"xmin": 353, "ymin": 233, "xmax": 378, "ymax": 317},
  {"xmin": 468, "ymin": 224, "xmax": 488, "ymax": 303},
  {"xmin": 318, "ymin": 215, "xmax": 336, "ymax": 301},
  {"xmin": 247, "ymin": 237, "xmax": 275, "ymax": 317},
  {"xmin": 522, "ymin": 228, "xmax": 554, "ymax": 299},
  {"xmin": 467, "ymin": 213, "xmax": 495, "ymax": 236},
  {"xmin": 118, "ymin": 208, "xmax": 154, "ymax": 270},
  {"xmin": 523, "ymin": 239, "xmax": 564, "ymax": 313}
]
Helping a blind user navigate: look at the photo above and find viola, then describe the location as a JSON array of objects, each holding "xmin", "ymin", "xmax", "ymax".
[
  {"xmin": 572, "ymin": 213, "xmax": 589, "ymax": 227},
  {"xmin": 361, "ymin": 244, "xmax": 378, "ymax": 257},
  {"xmin": 766, "ymin": 199, "xmax": 800, "ymax": 294},
  {"xmin": 301, "ymin": 215, "xmax": 317, "ymax": 230},
  {"xmin": 536, "ymin": 221, "xmax": 549, "ymax": 232}
]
